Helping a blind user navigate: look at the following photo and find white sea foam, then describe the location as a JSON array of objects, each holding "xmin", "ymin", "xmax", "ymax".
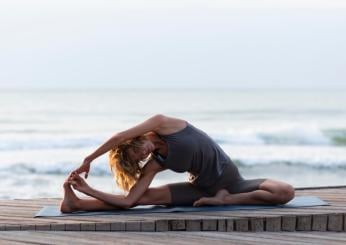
[
  {"xmin": 1, "ymin": 144, "xmax": 345, "ymax": 178},
  {"xmin": 0, "ymin": 124, "xmax": 344, "ymax": 152},
  {"xmin": 217, "ymin": 124, "xmax": 333, "ymax": 145}
]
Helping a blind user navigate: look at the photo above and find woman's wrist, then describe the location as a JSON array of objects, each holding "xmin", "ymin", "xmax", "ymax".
[
  {"xmin": 83, "ymin": 186, "xmax": 94, "ymax": 196},
  {"xmin": 85, "ymin": 155, "xmax": 94, "ymax": 163}
]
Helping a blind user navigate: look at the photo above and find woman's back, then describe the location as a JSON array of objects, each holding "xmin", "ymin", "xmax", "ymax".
[{"xmin": 153, "ymin": 122, "xmax": 232, "ymax": 188}]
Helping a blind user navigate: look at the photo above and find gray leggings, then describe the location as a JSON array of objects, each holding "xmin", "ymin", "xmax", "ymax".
[{"xmin": 167, "ymin": 163, "xmax": 266, "ymax": 206}]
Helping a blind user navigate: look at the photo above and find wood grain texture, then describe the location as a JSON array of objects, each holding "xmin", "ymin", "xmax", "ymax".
[
  {"xmin": 3, "ymin": 231, "xmax": 346, "ymax": 245},
  {"xmin": 0, "ymin": 187, "xmax": 346, "ymax": 233}
]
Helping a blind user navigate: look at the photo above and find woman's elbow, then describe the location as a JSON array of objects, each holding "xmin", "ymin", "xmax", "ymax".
[
  {"xmin": 121, "ymin": 198, "xmax": 135, "ymax": 209},
  {"xmin": 152, "ymin": 114, "xmax": 166, "ymax": 124},
  {"xmin": 113, "ymin": 133, "xmax": 124, "ymax": 145}
]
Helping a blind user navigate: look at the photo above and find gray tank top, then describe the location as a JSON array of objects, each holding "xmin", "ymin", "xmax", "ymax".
[{"xmin": 152, "ymin": 122, "xmax": 232, "ymax": 188}]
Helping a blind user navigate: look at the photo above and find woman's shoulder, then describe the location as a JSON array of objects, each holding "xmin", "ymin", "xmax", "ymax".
[{"xmin": 154, "ymin": 115, "xmax": 188, "ymax": 135}]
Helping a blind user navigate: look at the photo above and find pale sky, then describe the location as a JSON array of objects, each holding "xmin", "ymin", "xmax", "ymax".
[{"xmin": 0, "ymin": 0, "xmax": 345, "ymax": 89}]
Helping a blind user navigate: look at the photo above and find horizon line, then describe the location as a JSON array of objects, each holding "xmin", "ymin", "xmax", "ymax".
[{"xmin": 0, "ymin": 87, "xmax": 346, "ymax": 91}]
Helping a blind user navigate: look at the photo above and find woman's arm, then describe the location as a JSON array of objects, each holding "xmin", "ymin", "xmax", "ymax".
[
  {"xmin": 71, "ymin": 160, "xmax": 163, "ymax": 209},
  {"xmin": 86, "ymin": 114, "xmax": 167, "ymax": 161},
  {"xmin": 85, "ymin": 171, "xmax": 156, "ymax": 209},
  {"xmin": 74, "ymin": 114, "xmax": 167, "ymax": 177}
]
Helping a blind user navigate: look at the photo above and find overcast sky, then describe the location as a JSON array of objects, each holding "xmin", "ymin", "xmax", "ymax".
[{"xmin": 0, "ymin": 0, "xmax": 345, "ymax": 89}]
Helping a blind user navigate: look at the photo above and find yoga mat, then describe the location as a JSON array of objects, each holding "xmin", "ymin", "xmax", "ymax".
[{"xmin": 35, "ymin": 196, "xmax": 328, "ymax": 217}]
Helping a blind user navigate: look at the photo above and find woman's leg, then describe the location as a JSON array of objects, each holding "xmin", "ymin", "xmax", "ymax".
[
  {"xmin": 193, "ymin": 179, "xmax": 295, "ymax": 207},
  {"xmin": 60, "ymin": 181, "xmax": 172, "ymax": 213}
]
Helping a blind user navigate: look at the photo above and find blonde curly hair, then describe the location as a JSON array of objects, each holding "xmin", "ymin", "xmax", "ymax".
[{"xmin": 108, "ymin": 135, "xmax": 147, "ymax": 192}]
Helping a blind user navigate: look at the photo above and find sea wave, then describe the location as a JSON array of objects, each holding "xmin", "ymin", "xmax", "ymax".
[
  {"xmin": 1, "ymin": 158, "xmax": 346, "ymax": 176},
  {"xmin": 0, "ymin": 162, "xmax": 111, "ymax": 176},
  {"xmin": 0, "ymin": 137, "xmax": 103, "ymax": 151},
  {"xmin": 214, "ymin": 127, "xmax": 346, "ymax": 146},
  {"xmin": 0, "ymin": 127, "xmax": 345, "ymax": 152},
  {"xmin": 234, "ymin": 160, "xmax": 346, "ymax": 170}
]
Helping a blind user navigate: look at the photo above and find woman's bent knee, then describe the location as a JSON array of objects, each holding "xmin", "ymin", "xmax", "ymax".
[
  {"xmin": 260, "ymin": 180, "xmax": 295, "ymax": 204},
  {"xmin": 276, "ymin": 184, "xmax": 295, "ymax": 204}
]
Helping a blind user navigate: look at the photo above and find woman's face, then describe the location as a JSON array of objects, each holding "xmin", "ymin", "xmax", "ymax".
[{"xmin": 127, "ymin": 138, "xmax": 155, "ymax": 163}]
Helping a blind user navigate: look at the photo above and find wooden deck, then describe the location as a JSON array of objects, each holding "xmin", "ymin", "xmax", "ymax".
[
  {"xmin": 2, "ymin": 231, "xmax": 346, "ymax": 244},
  {"xmin": 1, "ymin": 186, "xmax": 346, "ymax": 232}
]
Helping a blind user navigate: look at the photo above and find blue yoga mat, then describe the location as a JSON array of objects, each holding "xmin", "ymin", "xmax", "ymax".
[{"xmin": 35, "ymin": 196, "xmax": 328, "ymax": 217}]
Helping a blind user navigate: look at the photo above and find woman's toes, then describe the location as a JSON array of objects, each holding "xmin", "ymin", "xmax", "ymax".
[
  {"xmin": 63, "ymin": 181, "xmax": 70, "ymax": 188},
  {"xmin": 193, "ymin": 201, "xmax": 200, "ymax": 207},
  {"xmin": 193, "ymin": 199, "xmax": 203, "ymax": 207}
]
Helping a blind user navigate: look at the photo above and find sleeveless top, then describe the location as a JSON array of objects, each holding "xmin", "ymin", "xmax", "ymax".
[{"xmin": 152, "ymin": 121, "xmax": 232, "ymax": 188}]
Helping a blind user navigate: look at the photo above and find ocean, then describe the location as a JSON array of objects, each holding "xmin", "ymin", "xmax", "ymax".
[{"xmin": 1, "ymin": 88, "xmax": 346, "ymax": 199}]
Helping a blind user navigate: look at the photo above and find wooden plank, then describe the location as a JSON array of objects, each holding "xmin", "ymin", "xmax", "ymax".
[
  {"xmin": 35, "ymin": 224, "xmax": 51, "ymax": 231},
  {"xmin": 95, "ymin": 222, "xmax": 111, "ymax": 231},
  {"xmin": 234, "ymin": 218, "xmax": 248, "ymax": 231},
  {"xmin": 202, "ymin": 219, "xmax": 217, "ymax": 231},
  {"xmin": 155, "ymin": 220, "xmax": 169, "ymax": 232},
  {"xmin": 110, "ymin": 222, "xmax": 126, "ymax": 231},
  {"xmin": 140, "ymin": 220, "xmax": 155, "ymax": 232},
  {"xmin": 49, "ymin": 223, "xmax": 65, "ymax": 231},
  {"xmin": 281, "ymin": 215, "xmax": 296, "ymax": 231},
  {"xmin": 2, "ymin": 231, "xmax": 346, "ymax": 244},
  {"xmin": 265, "ymin": 216, "xmax": 281, "ymax": 231},
  {"xmin": 80, "ymin": 223, "xmax": 95, "ymax": 231},
  {"xmin": 217, "ymin": 219, "xmax": 226, "ymax": 231},
  {"xmin": 65, "ymin": 223, "xmax": 81, "ymax": 231},
  {"xmin": 4, "ymin": 225, "xmax": 21, "ymax": 231},
  {"xmin": 249, "ymin": 217, "xmax": 264, "ymax": 231},
  {"xmin": 296, "ymin": 215, "xmax": 312, "ymax": 231},
  {"xmin": 312, "ymin": 214, "xmax": 327, "ymax": 231},
  {"xmin": 226, "ymin": 219, "xmax": 234, "ymax": 231},
  {"xmin": 185, "ymin": 219, "xmax": 201, "ymax": 231},
  {"xmin": 125, "ymin": 221, "xmax": 141, "ymax": 231},
  {"xmin": 170, "ymin": 219, "xmax": 186, "ymax": 231},
  {"xmin": 328, "ymin": 213, "xmax": 343, "ymax": 231},
  {"xmin": 20, "ymin": 224, "xmax": 36, "ymax": 231}
]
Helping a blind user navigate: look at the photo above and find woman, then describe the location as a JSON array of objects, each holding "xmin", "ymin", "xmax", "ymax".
[{"xmin": 60, "ymin": 114, "xmax": 295, "ymax": 213}]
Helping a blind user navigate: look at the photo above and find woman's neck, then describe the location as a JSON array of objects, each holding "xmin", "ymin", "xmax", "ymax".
[{"xmin": 147, "ymin": 133, "xmax": 167, "ymax": 155}]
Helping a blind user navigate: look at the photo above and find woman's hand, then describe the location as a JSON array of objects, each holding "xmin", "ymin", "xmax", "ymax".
[
  {"xmin": 68, "ymin": 172, "xmax": 91, "ymax": 194},
  {"xmin": 73, "ymin": 157, "xmax": 92, "ymax": 179}
]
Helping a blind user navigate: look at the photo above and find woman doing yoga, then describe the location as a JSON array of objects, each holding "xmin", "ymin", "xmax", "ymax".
[{"xmin": 60, "ymin": 114, "xmax": 295, "ymax": 213}]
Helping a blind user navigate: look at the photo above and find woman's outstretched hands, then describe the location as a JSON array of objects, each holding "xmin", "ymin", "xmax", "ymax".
[
  {"xmin": 68, "ymin": 172, "xmax": 91, "ymax": 194},
  {"xmin": 73, "ymin": 157, "xmax": 92, "ymax": 179}
]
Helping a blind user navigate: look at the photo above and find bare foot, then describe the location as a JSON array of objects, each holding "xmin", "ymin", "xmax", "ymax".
[
  {"xmin": 193, "ymin": 189, "xmax": 230, "ymax": 207},
  {"xmin": 60, "ymin": 182, "xmax": 81, "ymax": 213}
]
